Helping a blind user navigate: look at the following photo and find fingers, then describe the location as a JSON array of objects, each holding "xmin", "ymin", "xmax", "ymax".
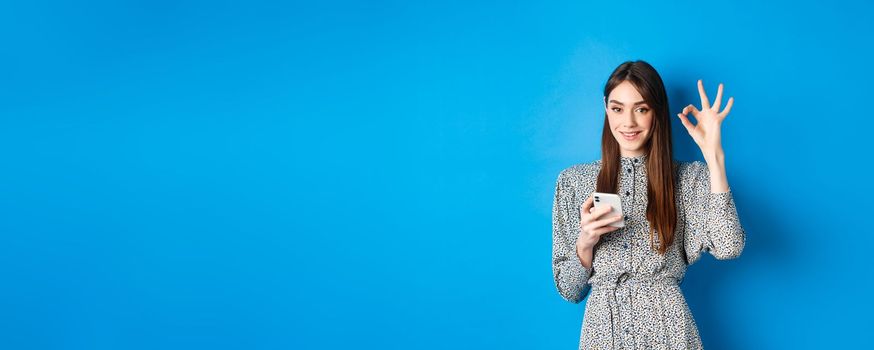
[
  {"xmin": 588, "ymin": 204, "xmax": 614, "ymax": 222},
  {"xmin": 590, "ymin": 224, "xmax": 621, "ymax": 236},
  {"xmin": 581, "ymin": 201, "xmax": 612, "ymax": 224},
  {"xmin": 583, "ymin": 215, "xmax": 623, "ymax": 235},
  {"xmin": 720, "ymin": 96, "xmax": 734, "ymax": 118},
  {"xmin": 697, "ymin": 79, "xmax": 711, "ymax": 110},
  {"xmin": 580, "ymin": 196, "xmax": 593, "ymax": 219},
  {"xmin": 682, "ymin": 104, "xmax": 700, "ymax": 118},
  {"xmin": 712, "ymin": 83, "xmax": 724, "ymax": 110},
  {"xmin": 677, "ymin": 112, "xmax": 694, "ymax": 133}
]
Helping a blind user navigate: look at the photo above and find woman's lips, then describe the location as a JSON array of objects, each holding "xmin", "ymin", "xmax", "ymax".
[{"xmin": 620, "ymin": 131, "xmax": 641, "ymax": 140}]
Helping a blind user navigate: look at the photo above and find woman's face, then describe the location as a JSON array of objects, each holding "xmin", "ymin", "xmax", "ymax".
[{"xmin": 605, "ymin": 80, "xmax": 654, "ymax": 157}]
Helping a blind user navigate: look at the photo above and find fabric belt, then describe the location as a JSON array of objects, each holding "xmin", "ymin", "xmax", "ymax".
[{"xmin": 590, "ymin": 274, "xmax": 678, "ymax": 350}]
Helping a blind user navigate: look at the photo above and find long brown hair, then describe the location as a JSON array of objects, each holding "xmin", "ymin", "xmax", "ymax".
[{"xmin": 596, "ymin": 60, "xmax": 677, "ymax": 254}]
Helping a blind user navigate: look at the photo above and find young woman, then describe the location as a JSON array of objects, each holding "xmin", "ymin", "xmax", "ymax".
[{"xmin": 551, "ymin": 60, "xmax": 745, "ymax": 349}]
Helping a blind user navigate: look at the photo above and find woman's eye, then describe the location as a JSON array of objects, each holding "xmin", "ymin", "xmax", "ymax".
[
  {"xmin": 611, "ymin": 107, "xmax": 622, "ymax": 112},
  {"xmin": 636, "ymin": 108, "xmax": 649, "ymax": 113}
]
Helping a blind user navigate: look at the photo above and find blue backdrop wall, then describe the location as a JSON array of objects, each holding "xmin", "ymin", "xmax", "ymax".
[{"xmin": 1, "ymin": 1, "xmax": 871, "ymax": 349}]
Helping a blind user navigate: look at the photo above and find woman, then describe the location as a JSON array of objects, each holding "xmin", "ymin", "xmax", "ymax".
[{"xmin": 551, "ymin": 60, "xmax": 745, "ymax": 349}]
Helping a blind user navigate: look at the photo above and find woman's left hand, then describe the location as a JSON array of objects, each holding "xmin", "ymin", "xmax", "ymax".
[{"xmin": 677, "ymin": 80, "xmax": 734, "ymax": 157}]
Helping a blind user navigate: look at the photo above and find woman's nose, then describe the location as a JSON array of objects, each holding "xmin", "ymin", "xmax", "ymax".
[{"xmin": 622, "ymin": 111, "xmax": 637, "ymax": 125}]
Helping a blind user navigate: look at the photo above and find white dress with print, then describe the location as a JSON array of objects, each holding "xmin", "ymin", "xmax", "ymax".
[{"xmin": 552, "ymin": 153, "xmax": 745, "ymax": 349}]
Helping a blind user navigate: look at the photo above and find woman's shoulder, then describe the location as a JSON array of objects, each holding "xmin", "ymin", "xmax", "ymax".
[
  {"xmin": 558, "ymin": 159, "xmax": 601, "ymax": 178},
  {"xmin": 555, "ymin": 159, "xmax": 709, "ymax": 186},
  {"xmin": 674, "ymin": 159, "xmax": 709, "ymax": 184},
  {"xmin": 556, "ymin": 159, "xmax": 601, "ymax": 190}
]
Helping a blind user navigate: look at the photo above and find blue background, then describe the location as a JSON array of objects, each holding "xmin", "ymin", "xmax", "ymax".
[{"xmin": 1, "ymin": 0, "xmax": 871, "ymax": 349}]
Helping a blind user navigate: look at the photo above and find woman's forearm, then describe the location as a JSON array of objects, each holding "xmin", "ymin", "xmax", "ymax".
[{"xmin": 704, "ymin": 148, "xmax": 729, "ymax": 193}]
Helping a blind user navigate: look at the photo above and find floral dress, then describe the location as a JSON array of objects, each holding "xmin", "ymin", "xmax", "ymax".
[{"xmin": 551, "ymin": 153, "xmax": 745, "ymax": 349}]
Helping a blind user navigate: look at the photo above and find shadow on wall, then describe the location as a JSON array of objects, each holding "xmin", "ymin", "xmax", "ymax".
[{"xmin": 668, "ymin": 86, "xmax": 794, "ymax": 349}]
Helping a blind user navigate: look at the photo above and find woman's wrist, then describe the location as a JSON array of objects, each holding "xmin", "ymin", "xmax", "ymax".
[
  {"xmin": 576, "ymin": 245, "xmax": 594, "ymax": 269},
  {"xmin": 702, "ymin": 147, "xmax": 725, "ymax": 165},
  {"xmin": 703, "ymin": 148, "xmax": 730, "ymax": 193},
  {"xmin": 576, "ymin": 241, "xmax": 593, "ymax": 255}
]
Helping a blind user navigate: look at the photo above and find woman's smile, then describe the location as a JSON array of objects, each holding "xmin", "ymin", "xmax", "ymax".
[{"xmin": 619, "ymin": 131, "xmax": 642, "ymax": 140}]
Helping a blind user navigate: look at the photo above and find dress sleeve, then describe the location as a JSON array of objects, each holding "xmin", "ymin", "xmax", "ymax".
[
  {"xmin": 552, "ymin": 170, "xmax": 592, "ymax": 304},
  {"xmin": 682, "ymin": 161, "xmax": 746, "ymax": 265}
]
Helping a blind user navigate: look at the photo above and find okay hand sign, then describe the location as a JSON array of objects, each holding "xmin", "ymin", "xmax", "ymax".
[{"xmin": 677, "ymin": 80, "xmax": 734, "ymax": 156}]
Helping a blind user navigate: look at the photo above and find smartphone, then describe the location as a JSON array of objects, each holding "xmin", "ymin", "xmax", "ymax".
[{"xmin": 592, "ymin": 192, "xmax": 625, "ymax": 228}]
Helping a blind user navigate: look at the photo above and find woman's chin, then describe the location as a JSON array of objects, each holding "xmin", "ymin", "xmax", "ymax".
[{"xmin": 617, "ymin": 142, "xmax": 647, "ymax": 154}]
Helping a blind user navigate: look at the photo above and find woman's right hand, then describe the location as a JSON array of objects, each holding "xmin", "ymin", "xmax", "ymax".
[{"xmin": 576, "ymin": 194, "xmax": 623, "ymax": 255}]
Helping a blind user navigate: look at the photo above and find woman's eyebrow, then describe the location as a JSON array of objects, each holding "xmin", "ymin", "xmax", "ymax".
[{"xmin": 608, "ymin": 100, "xmax": 646, "ymax": 105}]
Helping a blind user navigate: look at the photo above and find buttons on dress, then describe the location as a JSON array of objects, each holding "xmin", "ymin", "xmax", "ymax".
[
  {"xmin": 626, "ymin": 168, "xmax": 632, "ymax": 173},
  {"xmin": 625, "ymin": 191, "xmax": 630, "ymax": 196}
]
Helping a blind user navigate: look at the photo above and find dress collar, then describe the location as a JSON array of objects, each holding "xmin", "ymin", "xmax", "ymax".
[{"xmin": 620, "ymin": 153, "xmax": 647, "ymax": 166}]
